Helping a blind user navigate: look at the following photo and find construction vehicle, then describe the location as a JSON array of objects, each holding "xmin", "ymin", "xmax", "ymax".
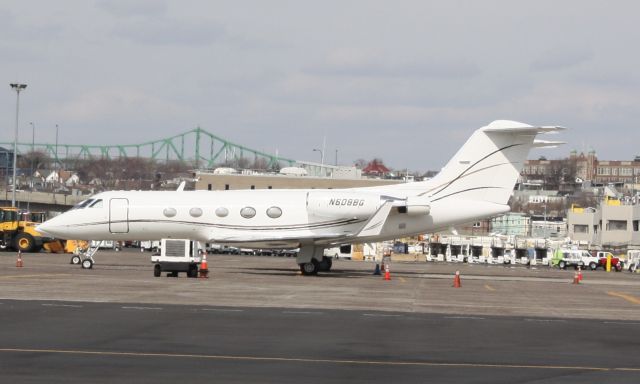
[
  {"xmin": 15, "ymin": 210, "xmax": 88, "ymax": 254},
  {"xmin": 0, "ymin": 207, "xmax": 55, "ymax": 252}
]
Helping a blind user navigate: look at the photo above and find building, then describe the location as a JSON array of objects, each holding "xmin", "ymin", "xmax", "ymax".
[
  {"xmin": 0, "ymin": 146, "xmax": 15, "ymax": 179},
  {"xmin": 567, "ymin": 197, "xmax": 640, "ymax": 248},
  {"xmin": 530, "ymin": 216, "xmax": 567, "ymax": 239},
  {"xmin": 522, "ymin": 150, "xmax": 640, "ymax": 186},
  {"xmin": 195, "ymin": 169, "xmax": 400, "ymax": 191},
  {"xmin": 490, "ymin": 212, "xmax": 531, "ymax": 237}
]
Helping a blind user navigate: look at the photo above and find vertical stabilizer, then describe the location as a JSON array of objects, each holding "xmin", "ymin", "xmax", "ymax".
[{"xmin": 424, "ymin": 120, "xmax": 564, "ymax": 205}]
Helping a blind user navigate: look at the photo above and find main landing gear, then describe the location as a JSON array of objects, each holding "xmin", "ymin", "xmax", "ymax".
[{"xmin": 297, "ymin": 245, "xmax": 333, "ymax": 276}]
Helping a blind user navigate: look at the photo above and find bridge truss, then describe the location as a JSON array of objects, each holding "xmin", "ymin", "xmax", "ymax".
[{"xmin": 0, "ymin": 127, "xmax": 295, "ymax": 169}]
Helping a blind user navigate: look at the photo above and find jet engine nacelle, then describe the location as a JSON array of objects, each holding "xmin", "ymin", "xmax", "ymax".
[
  {"xmin": 405, "ymin": 196, "xmax": 431, "ymax": 216},
  {"xmin": 306, "ymin": 191, "xmax": 379, "ymax": 219}
]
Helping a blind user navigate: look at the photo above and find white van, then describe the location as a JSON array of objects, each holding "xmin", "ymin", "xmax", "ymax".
[{"xmin": 324, "ymin": 245, "xmax": 352, "ymax": 259}]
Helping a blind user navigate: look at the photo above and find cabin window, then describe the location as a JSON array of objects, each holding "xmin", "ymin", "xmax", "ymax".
[
  {"xmin": 163, "ymin": 207, "xmax": 177, "ymax": 218},
  {"xmin": 89, "ymin": 199, "xmax": 103, "ymax": 208},
  {"xmin": 189, "ymin": 207, "xmax": 203, "ymax": 217},
  {"xmin": 240, "ymin": 207, "xmax": 256, "ymax": 219},
  {"xmin": 266, "ymin": 206, "xmax": 282, "ymax": 219},
  {"xmin": 215, "ymin": 207, "xmax": 229, "ymax": 217}
]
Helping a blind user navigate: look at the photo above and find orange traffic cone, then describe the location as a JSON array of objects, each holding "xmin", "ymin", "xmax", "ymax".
[
  {"xmin": 578, "ymin": 267, "xmax": 583, "ymax": 282},
  {"xmin": 453, "ymin": 270, "xmax": 461, "ymax": 288},
  {"xmin": 383, "ymin": 264, "xmax": 391, "ymax": 281},
  {"xmin": 16, "ymin": 250, "xmax": 23, "ymax": 268},
  {"xmin": 199, "ymin": 253, "xmax": 209, "ymax": 279},
  {"xmin": 572, "ymin": 272, "xmax": 580, "ymax": 285}
]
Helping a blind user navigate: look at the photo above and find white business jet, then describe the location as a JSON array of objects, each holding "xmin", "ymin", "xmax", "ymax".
[{"xmin": 37, "ymin": 120, "xmax": 564, "ymax": 275}]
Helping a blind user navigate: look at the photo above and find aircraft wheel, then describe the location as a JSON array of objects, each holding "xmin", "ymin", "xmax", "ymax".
[
  {"xmin": 558, "ymin": 261, "xmax": 566, "ymax": 270},
  {"xmin": 71, "ymin": 255, "xmax": 81, "ymax": 265},
  {"xmin": 154, "ymin": 264, "xmax": 162, "ymax": 277},
  {"xmin": 589, "ymin": 262, "xmax": 597, "ymax": 271},
  {"xmin": 318, "ymin": 256, "xmax": 332, "ymax": 272},
  {"xmin": 299, "ymin": 260, "xmax": 319, "ymax": 276},
  {"xmin": 81, "ymin": 258, "xmax": 93, "ymax": 269}
]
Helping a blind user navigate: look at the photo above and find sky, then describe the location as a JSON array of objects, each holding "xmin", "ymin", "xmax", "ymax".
[{"xmin": 1, "ymin": 0, "xmax": 639, "ymax": 172}]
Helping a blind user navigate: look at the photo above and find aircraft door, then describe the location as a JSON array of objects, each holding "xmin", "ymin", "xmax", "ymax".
[{"xmin": 109, "ymin": 198, "xmax": 129, "ymax": 233}]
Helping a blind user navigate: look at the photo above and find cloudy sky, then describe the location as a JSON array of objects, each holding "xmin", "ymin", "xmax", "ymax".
[{"xmin": 1, "ymin": 0, "xmax": 639, "ymax": 172}]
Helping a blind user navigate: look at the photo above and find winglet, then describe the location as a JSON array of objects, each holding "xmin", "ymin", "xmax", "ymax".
[{"xmin": 356, "ymin": 201, "xmax": 393, "ymax": 237}]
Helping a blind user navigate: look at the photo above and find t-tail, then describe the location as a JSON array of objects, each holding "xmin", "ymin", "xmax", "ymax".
[
  {"xmin": 382, "ymin": 120, "xmax": 565, "ymax": 207},
  {"xmin": 423, "ymin": 120, "xmax": 565, "ymax": 205}
]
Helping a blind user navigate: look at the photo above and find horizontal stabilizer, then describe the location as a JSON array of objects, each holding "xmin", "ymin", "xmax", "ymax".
[
  {"xmin": 482, "ymin": 120, "xmax": 566, "ymax": 134},
  {"xmin": 533, "ymin": 139, "xmax": 566, "ymax": 148}
]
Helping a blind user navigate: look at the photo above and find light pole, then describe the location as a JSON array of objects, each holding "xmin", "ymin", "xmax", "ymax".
[
  {"xmin": 55, "ymin": 124, "xmax": 59, "ymax": 171},
  {"xmin": 27, "ymin": 122, "xmax": 35, "ymax": 212},
  {"xmin": 10, "ymin": 83, "xmax": 27, "ymax": 208},
  {"xmin": 312, "ymin": 148, "xmax": 323, "ymax": 164}
]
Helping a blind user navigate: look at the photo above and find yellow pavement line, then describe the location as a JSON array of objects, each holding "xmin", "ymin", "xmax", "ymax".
[
  {"xmin": 0, "ymin": 274, "xmax": 71, "ymax": 280},
  {"xmin": 607, "ymin": 291, "xmax": 640, "ymax": 305},
  {"xmin": 0, "ymin": 348, "xmax": 634, "ymax": 371},
  {"xmin": 484, "ymin": 284, "xmax": 496, "ymax": 291}
]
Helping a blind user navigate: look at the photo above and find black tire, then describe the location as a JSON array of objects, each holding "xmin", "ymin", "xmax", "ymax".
[
  {"xmin": 299, "ymin": 260, "xmax": 319, "ymax": 276},
  {"xmin": 318, "ymin": 256, "xmax": 333, "ymax": 272},
  {"xmin": 71, "ymin": 255, "xmax": 81, "ymax": 265},
  {"xmin": 14, "ymin": 233, "xmax": 36, "ymax": 253},
  {"xmin": 153, "ymin": 264, "xmax": 162, "ymax": 277},
  {"xmin": 558, "ymin": 261, "xmax": 566, "ymax": 270},
  {"xmin": 589, "ymin": 262, "xmax": 597, "ymax": 271},
  {"xmin": 81, "ymin": 258, "xmax": 93, "ymax": 269},
  {"xmin": 187, "ymin": 265, "xmax": 198, "ymax": 278},
  {"xmin": 168, "ymin": 271, "xmax": 178, "ymax": 277}
]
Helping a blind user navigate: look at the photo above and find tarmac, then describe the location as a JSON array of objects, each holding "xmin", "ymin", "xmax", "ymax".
[{"xmin": 1, "ymin": 249, "xmax": 639, "ymax": 383}]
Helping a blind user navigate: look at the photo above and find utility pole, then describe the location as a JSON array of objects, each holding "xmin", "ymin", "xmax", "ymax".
[{"xmin": 10, "ymin": 83, "xmax": 27, "ymax": 208}]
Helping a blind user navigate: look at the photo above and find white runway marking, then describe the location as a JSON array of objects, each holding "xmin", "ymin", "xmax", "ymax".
[
  {"xmin": 444, "ymin": 316, "xmax": 485, "ymax": 320},
  {"xmin": 603, "ymin": 321, "xmax": 640, "ymax": 325},
  {"xmin": 200, "ymin": 308, "xmax": 244, "ymax": 312},
  {"xmin": 362, "ymin": 313, "xmax": 402, "ymax": 317},
  {"xmin": 121, "ymin": 306, "xmax": 162, "ymax": 311},
  {"xmin": 41, "ymin": 303, "xmax": 83, "ymax": 308},
  {"xmin": 282, "ymin": 311, "xmax": 324, "ymax": 315}
]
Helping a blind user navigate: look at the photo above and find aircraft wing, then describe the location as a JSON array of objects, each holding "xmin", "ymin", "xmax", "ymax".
[{"xmin": 355, "ymin": 200, "xmax": 394, "ymax": 237}]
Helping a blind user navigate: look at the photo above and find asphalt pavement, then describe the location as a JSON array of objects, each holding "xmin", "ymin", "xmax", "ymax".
[{"xmin": 1, "ymin": 250, "xmax": 640, "ymax": 383}]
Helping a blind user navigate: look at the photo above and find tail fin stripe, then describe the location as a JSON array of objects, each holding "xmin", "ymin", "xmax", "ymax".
[
  {"xmin": 430, "ymin": 186, "xmax": 505, "ymax": 203},
  {"xmin": 420, "ymin": 161, "xmax": 520, "ymax": 198},
  {"xmin": 427, "ymin": 143, "xmax": 524, "ymax": 198}
]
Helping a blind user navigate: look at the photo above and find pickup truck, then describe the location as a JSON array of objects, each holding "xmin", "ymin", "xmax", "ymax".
[
  {"xmin": 553, "ymin": 249, "xmax": 599, "ymax": 270},
  {"xmin": 593, "ymin": 251, "xmax": 624, "ymax": 271}
]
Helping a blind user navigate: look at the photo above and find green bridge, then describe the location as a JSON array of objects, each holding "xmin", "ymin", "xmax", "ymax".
[{"xmin": 1, "ymin": 127, "xmax": 295, "ymax": 169}]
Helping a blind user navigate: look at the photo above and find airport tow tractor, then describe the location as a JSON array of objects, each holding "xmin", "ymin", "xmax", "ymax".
[{"xmin": 152, "ymin": 239, "xmax": 202, "ymax": 278}]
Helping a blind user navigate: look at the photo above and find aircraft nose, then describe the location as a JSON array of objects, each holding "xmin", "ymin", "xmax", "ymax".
[
  {"xmin": 36, "ymin": 216, "xmax": 64, "ymax": 238},
  {"xmin": 36, "ymin": 222, "xmax": 54, "ymax": 236}
]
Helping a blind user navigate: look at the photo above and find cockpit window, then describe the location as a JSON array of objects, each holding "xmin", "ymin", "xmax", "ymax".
[
  {"xmin": 89, "ymin": 199, "xmax": 103, "ymax": 208},
  {"xmin": 72, "ymin": 199, "xmax": 95, "ymax": 210}
]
